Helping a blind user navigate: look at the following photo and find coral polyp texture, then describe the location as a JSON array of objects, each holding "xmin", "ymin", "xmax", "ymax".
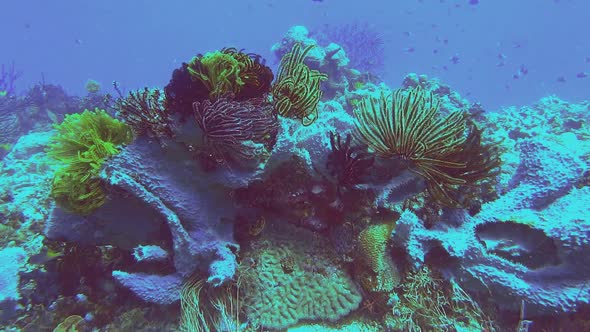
[
  {"xmin": 358, "ymin": 222, "xmax": 400, "ymax": 292},
  {"xmin": 192, "ymin": 97, "xmax": 278, "ymax": 169},
  {"xmin": 240, "ymin": 221, "xmax": 362, "ymax": 330}
]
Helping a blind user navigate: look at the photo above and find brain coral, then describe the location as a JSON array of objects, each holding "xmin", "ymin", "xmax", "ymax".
[
  {"xmin": 240, "ymin": 220, "xmax": 362, "ymax": 330},
  {"xmin": 358, "ymin": 222, "xmax": 400, "ymax": 292}
]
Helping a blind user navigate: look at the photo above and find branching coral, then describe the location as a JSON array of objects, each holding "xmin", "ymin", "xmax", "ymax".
[
  {"xmin": 390, "ymin": 267, "xmax": 491, "ymax": 331},
  {"xmin": 47, "ymin": 108, "xmax": 134, "ymax": 215},
  {"xmin": 271, "ymin": 43, "xmax": 328, "ymax": 126},
  {"xmin": 354, "ymin": 86, "xmax": 500, "ymax": 207},
  {"xmin": 192, "ymin": 97, "xmax": 279, "ymax": 170},
  {"xmin": 115, "ymin": 87, "xmax": 174, "ymax": 143}
]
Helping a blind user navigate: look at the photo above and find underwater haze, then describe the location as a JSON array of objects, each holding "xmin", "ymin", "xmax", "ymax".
[
  {"xmin": 1, "ymin": 0, "xmax": 590, "ymax": 331},
  {"xmin": 3, "ymin": 0, "xmax": 590, "ymax": 110}
]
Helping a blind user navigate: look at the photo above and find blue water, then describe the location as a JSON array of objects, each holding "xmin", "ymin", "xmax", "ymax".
[
  {"xmin": 1, "ymin": 1, "xmax": 590, "ymax": 331},
  {"xmin": 2, "ymin": 0, "xmax": 589, "ymax": 110}
]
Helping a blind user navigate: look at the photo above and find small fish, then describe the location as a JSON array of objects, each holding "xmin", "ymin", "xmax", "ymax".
[
  {"xmin": 28, "ymin": 246, "xmax": 64, "ymax": 265},
  {"xmin": 449, "ymin": 54, "xmax": 460, "ymax": 64},
  {"xmin": 469, "ymin": 0, "xmax": 479, "ymax": 5},
  {"xmin": 519, "ymin": 64, "xmax": 529, "ymax": 75},
  {"xmin": 404, "ymin": 47, "xmax": 415, "ymax": 53},
  {"xmin": 46, "ymin": 110, "xmax": 59, "ymax": 123},
  {"xmin": 556, "ymin": 76, "xmax": 566, "ymax": 83},
  {"xmin": 577, "ymin": 72, "xmax": 588, "ymax": 78}
]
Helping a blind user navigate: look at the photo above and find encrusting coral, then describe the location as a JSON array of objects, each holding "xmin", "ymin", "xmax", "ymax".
[{"xmin": 47, "ymin": 108, "xmax": 134, "ymax": 215}]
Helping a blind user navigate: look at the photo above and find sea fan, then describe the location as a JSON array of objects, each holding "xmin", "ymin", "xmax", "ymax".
[{"xmin": 311, "ymin": 22, "xmax": 385, "ymax": 75}]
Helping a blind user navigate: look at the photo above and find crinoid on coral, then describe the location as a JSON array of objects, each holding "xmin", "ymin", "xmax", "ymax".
[
  {"xmin": 47, "ymin": 108, "xmax": 134, "ymax": 215},
  {"xmin": 192, "ymin": 97, "xmax": 279, "ymax": 170},
  {"xmin": 326, "ymin": 131, "xmax": 374, "ymax": 193},
  {"xmin": 179, "ymin": 276, "xmax": 246, "ymax": 332},
  {"xmin": 354, "ymin": 86, "xmax": 500, "ymax": 207},
  {"xmin": 164, "ymin": 48, "xmax": 273, "ymax": 119},
  {"xmin": 114, "ymin": 86, "xmax": 174, "ymax": 144},
  {"xmin": 271, "ymin": 43, "xmax": 328, "ymax": 126},
  {"xmin": 239, "ymin": 220, "xmax": 362, "ymax": 330}
]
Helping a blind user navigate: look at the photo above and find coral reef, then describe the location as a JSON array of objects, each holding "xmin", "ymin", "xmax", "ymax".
[
  {"xmin": 0, "ymin": 96, "xmax": 22, "ymax": 151},
  {"xmin": 47, "ymin": 109, "xmax": 134, "ymax": 215},
  {"xmin": 386, "ymin": 267, "xmax": 490, "ymax": 331},
  {"xmin": 165, "ymin": 48, "xmax": 273, "ymax": 119},
  {"xmin": 3, "ymin": 24, "xmax": 590, "ymax": 332},
  {"xmin": 192, "ymin": 97, "xmax": 278, "ymax": 170},
  {"xmin": 393, "ymin": 135, "xmax": 589, "ymax": 314},
  {"xmin": 44, "ymin": 134, "xmax": 244, "ymax": 303},
  {"xmin": 271, "ymin": 43, "xmax": 328, "ymax": 125},
  {"xmin": 354, "ymin": 86, "xmax": 500, "ymax": 207},
  {"xmin": 358, "ymin": 222, "xmax": 399, "ymax": 292},
  {"xmin": 115, "ymin": 87, "xmax": 174, "ymax": 144},
  {"xmin": 239, "ymin": 220, "xmax": 362, "ymax": 330}
]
